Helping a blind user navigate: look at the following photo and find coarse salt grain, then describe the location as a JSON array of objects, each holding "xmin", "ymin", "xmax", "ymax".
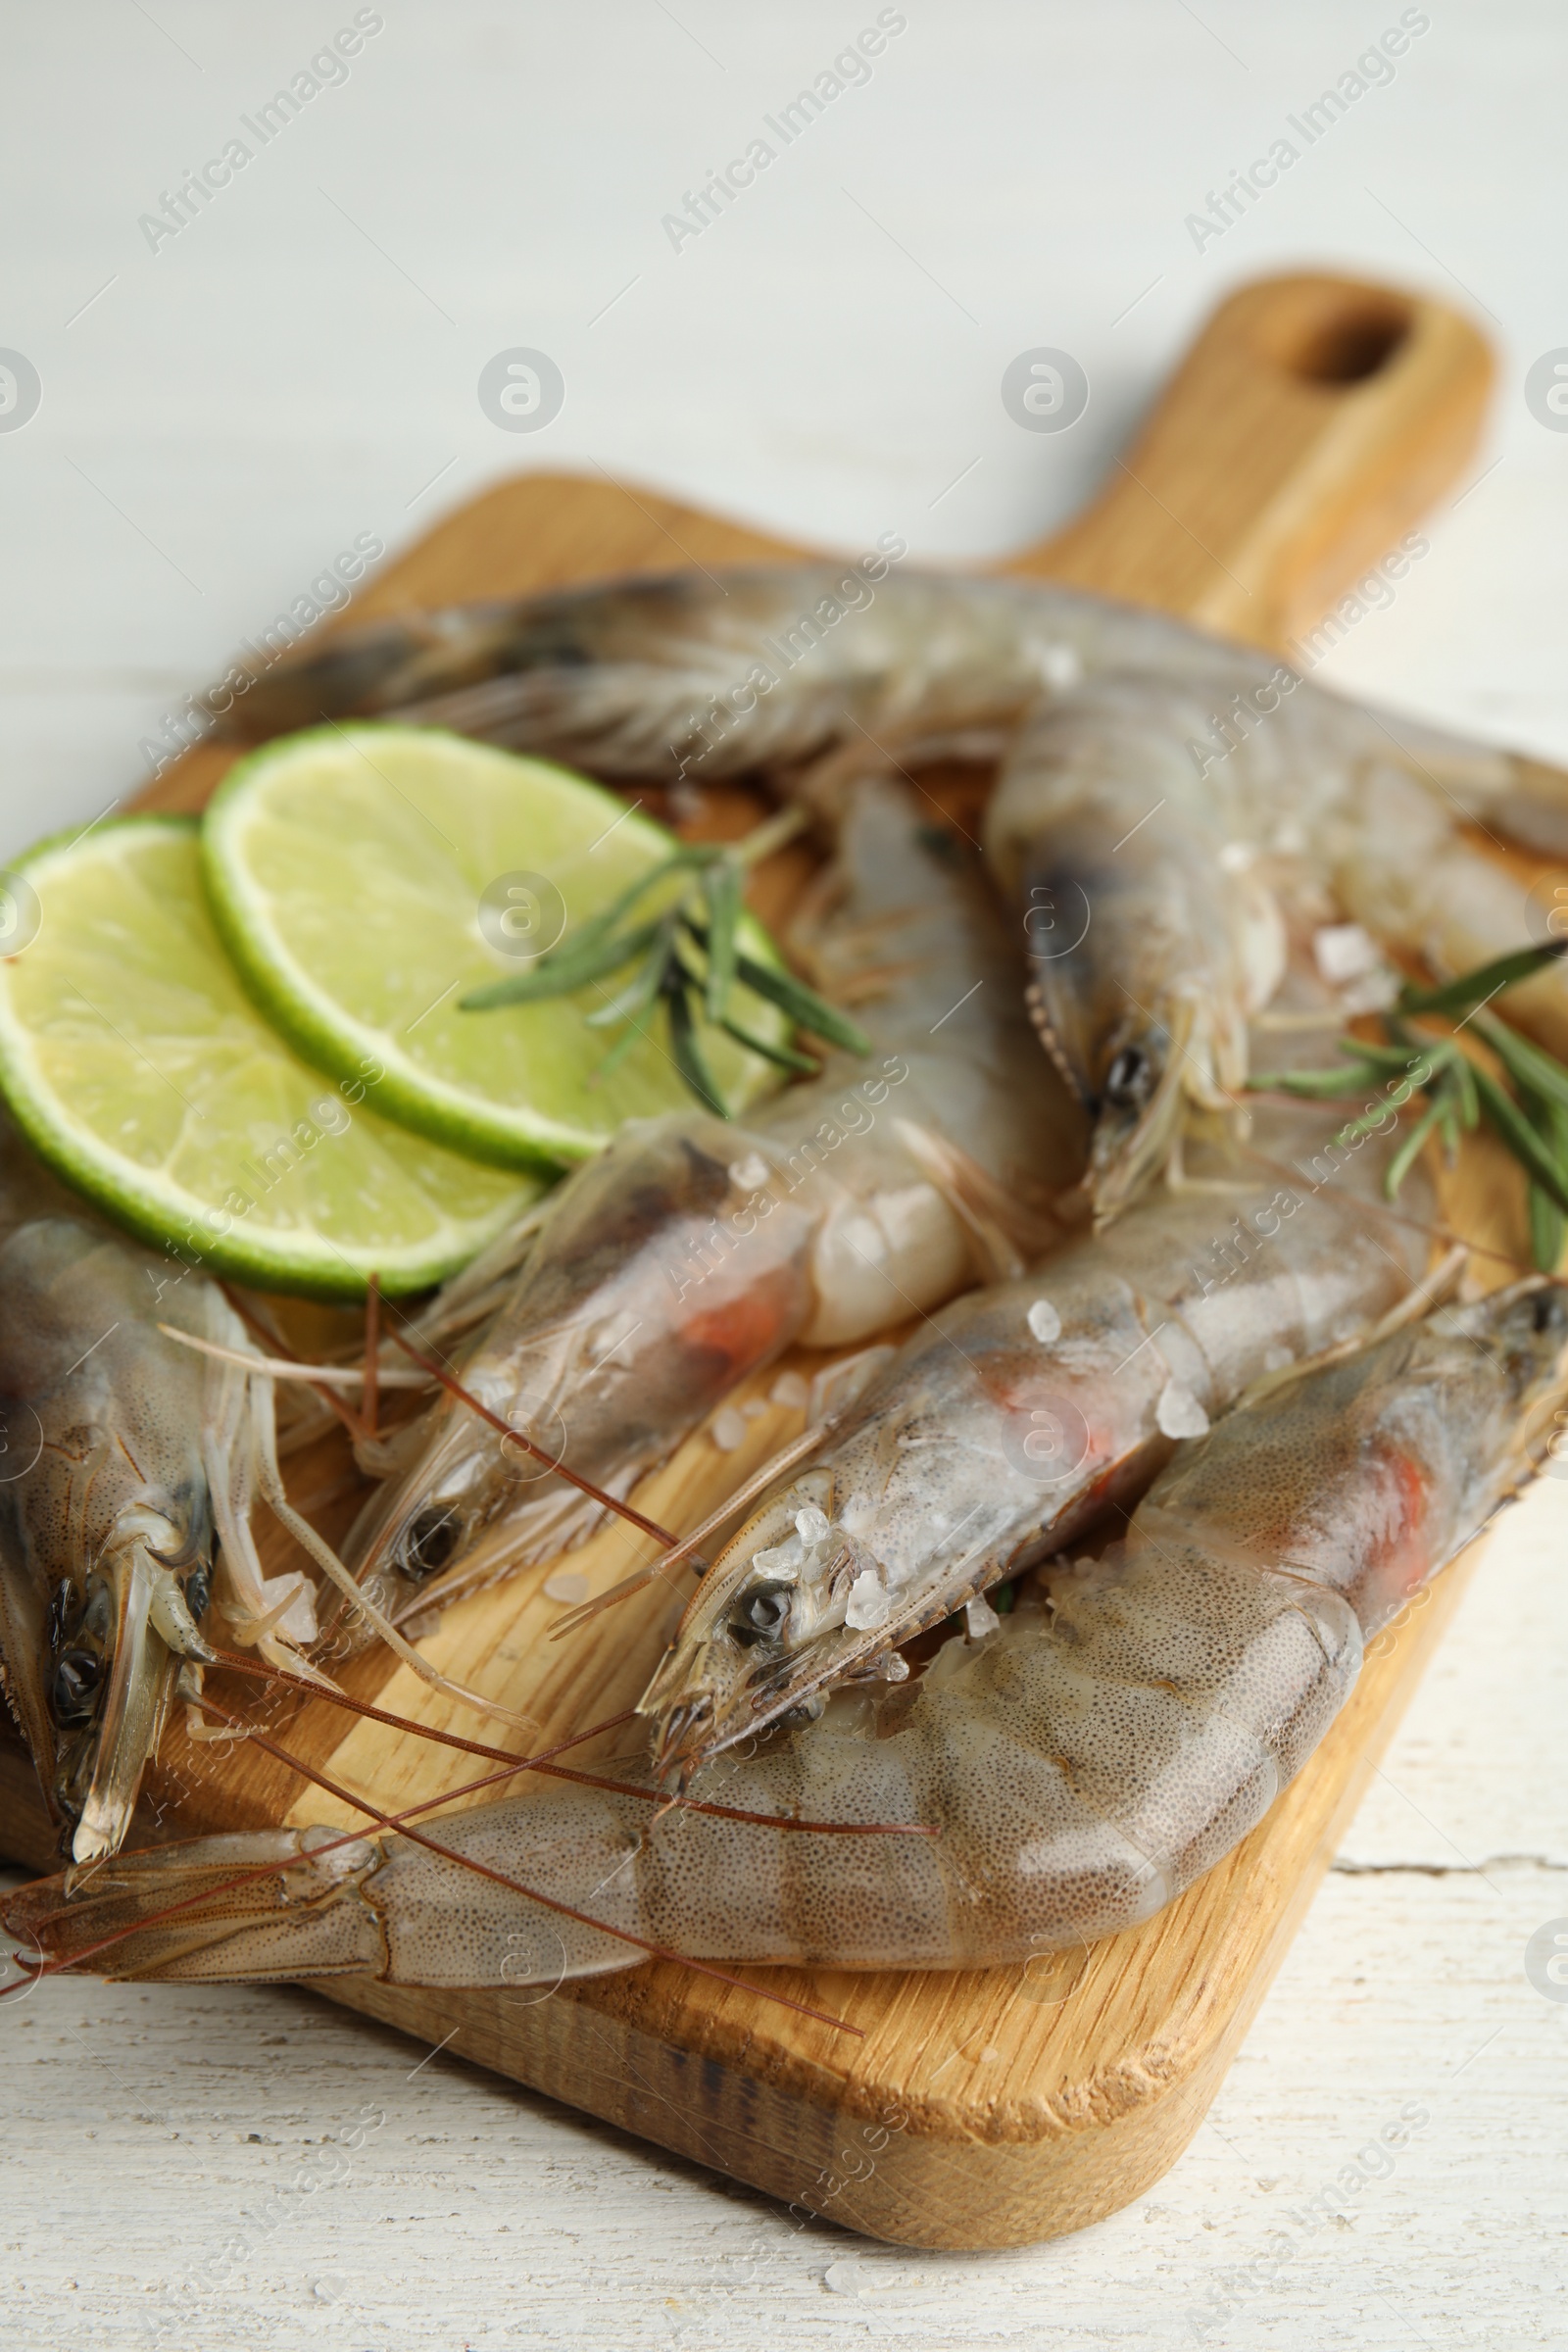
[
  {"xmin": 1313, "ymin": 921, "xmax": 1382, "ymax": 984},
  {"xmin": 845, "ymin": 1570, "xmax": 891, "ymax": 1631},
  {"xmin": 1155, "ymin": 1378, "xmax": 1210, "ymax": 1441}
]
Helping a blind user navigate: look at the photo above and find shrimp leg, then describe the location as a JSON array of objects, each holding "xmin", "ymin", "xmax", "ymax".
[{"xmin": 16, "ymin": 1280, "xmax": 1562, "ymax": 1984}]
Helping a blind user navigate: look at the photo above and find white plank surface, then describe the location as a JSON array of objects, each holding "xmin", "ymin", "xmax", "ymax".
[
  {"xmin": 3, "ymin": 5, "xmax": 1568, "ymax": 2344},
  {"xmin": 6, "ymin": 1488, "xmax": 1568, "ymax": 2349}
]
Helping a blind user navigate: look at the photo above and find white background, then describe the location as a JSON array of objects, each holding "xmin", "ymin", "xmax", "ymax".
[{"xmin": 3, "ymin": 4, "xmax": 1567, "ymax": 2346}]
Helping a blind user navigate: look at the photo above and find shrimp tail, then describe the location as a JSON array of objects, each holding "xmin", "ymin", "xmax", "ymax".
[
  {"xmin": 10, "ymin": 1828, "xmax": 392, "ymax": 1984},
  {"xmin": 8, "ymin": 1798, "xmax": 674, "ymax": 1990},
  {"xmin": 220, "ymin": 609, "xmax": 555, "ymax": 743}
]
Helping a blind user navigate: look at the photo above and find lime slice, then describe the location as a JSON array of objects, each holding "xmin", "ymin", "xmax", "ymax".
[
  {"xmin": 200, "ymin": 724, "xmax": 791, "ymax": 1167},
  {"xmin": 0, "ymin": 817, "xmax": 538, "ymax": 1298}
]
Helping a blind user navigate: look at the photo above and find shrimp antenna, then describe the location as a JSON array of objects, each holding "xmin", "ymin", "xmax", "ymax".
[
  {"xmin": 203, "ymin": 1648, "xmax": 935, "ymax": 1838},
  {"xmin": 387, "ymin": 1328, "xmax": 702, "ymax": 1564},
  {"xmin": 219, "ymin": 1282, "xmax": 368, "ymax": 1441},
  {"xmin": 199, "ymin": 1695, "xmax": 862, "ymax": 2033},
  {"xmin": 14, "ymin": 1701, "xmax": 864, "ymax": 2039},
  {"xmin": 208, "ymin": 1647, "xmax": 632, "ymax": 1766},
  {"xmin": 186, "ymin": 1307, "xmax": 808, "ymax": 1642},
  {"xmin": 172, "ymin": 1312, "xmax": 549, "ymax": 1740},
  {"xmin": 547, "ymin": 1412, "xmax": 842, "ymax": 1640}
]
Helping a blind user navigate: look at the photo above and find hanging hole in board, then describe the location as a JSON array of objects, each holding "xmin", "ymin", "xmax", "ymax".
[{"xmin": 1260, "ymin": 295, "xmax": 1413, "ymax": 386}]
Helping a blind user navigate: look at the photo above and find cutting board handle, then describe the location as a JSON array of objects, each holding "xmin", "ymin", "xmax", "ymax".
[{"xmin": 1008, "ymin": 269, "xmax": 1493, "ymax": 652}]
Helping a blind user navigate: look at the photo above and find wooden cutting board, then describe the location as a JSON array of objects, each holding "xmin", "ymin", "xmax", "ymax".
[{"xmin": 1, "ymin": 270, "xmax": 1538, "ymax": 2251}]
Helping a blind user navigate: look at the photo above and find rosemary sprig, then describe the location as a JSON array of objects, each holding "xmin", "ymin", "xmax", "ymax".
[
  {"xmin": 1247, "ymin": 939, "xmax": 1568, "ymax": 1268},
  {"xmin": 459, "ymin": 807, "xmax": 872, "ymax": 1111}
]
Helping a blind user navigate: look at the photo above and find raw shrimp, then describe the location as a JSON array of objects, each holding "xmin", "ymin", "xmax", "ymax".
[
  {"xmin": 1306, "ymin": 753, "xmax": 1568, "ymax": 1057},
  {"xmin": 639, "ymin": 1088, "xmax": 1442, "ymax": 1784},
  {"xmin": 346, "ymin": 774, "xmax": 1083, "ymax": 1617},
  {"xmin": 982, "ymin": 666, "xmax": 1568, "ymax": 1218},
  {"xmin": 220, "ymin": 561, "xmax": 1260, "ymax": 776},
  {"xmin": 221, "ymin": 560, "xmax": 1568, "ymax": 1211},
  {"xmin": 16, "ymin": 1279, "xmax": 1561, "ymax": 1987},
  {"xmin": 0, "ymin": 1134, "xmax": 327, "ymax": 1863},
  {"xmin": 0, "ymin": 1118, "xmax": 554, "ymax": 1863}
]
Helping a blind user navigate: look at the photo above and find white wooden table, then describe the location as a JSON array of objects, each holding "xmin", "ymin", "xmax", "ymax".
[{"xmin": 3, "ymin": 5, "xmax": 1567, "ymax": 2343}]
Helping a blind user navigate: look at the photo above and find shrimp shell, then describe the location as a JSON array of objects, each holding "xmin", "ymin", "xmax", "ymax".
[
  {"xmin": 221, "ymin": 564, "xmax": 1256, "ymax": 777},
  {"xmin": 17, "ymin": 1280, "xmax": 1562, "ymax": 1985}
]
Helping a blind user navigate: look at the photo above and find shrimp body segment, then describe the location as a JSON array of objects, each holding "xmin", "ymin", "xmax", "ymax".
[{"xmin": 19, "ymin": 1281, "xmax": 1561, "ymax": 1985}]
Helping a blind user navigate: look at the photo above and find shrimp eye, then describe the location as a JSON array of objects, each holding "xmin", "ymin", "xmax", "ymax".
[
  {"xmin": 1103, "ymin": 1047, "xmax": 1154, "ymax": 1112},
  {"xmin": 183, "ymin": 1564, "xmax": 212, "ymax": 1624},
  {"xmin": 51, "ymin": 1649, "xmax": 105, "ymax": 1726},
  {"xmin": 730, "ymin": 1584, "xmax": 792, "ymax": 1647},
  {"xmin": 402, "ymin": 1506, "xmax": 462, "ymax": 1582}
]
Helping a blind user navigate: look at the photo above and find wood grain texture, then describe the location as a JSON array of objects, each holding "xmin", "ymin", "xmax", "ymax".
[
  {"xmin": 0, "ymin": 269, "xmax": 1540, "ymax": 2252},
  {"xmin": 1018, "ymin": 271, "xmax": 1493, "ymax": 647}
]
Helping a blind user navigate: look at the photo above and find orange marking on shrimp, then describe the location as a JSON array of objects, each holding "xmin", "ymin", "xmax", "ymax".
[
  {"xmin": 1367, "ymin": 1448, "xmax": 1434, "ymax": 1587},
  {"xmin": 1329, "ymin": 1446, "xmax": 1437, "ymax": 1626},
  {"xmin": 679, "ymin": 1277, "xmax": 794, "ymax": 1375},
  {"xmin": 1386, "ymin": 1448, "xmax": 1429, "ymax": 1526}
]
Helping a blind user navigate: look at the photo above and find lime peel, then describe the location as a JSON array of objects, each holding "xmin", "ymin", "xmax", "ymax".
[
  {"xmin": 0, "ymin": 815, "xmax": 537, "ymax": 1298},
  {"xmin": 200, "ymin": 723, "xmax": 795, "ymax": 1168}
]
